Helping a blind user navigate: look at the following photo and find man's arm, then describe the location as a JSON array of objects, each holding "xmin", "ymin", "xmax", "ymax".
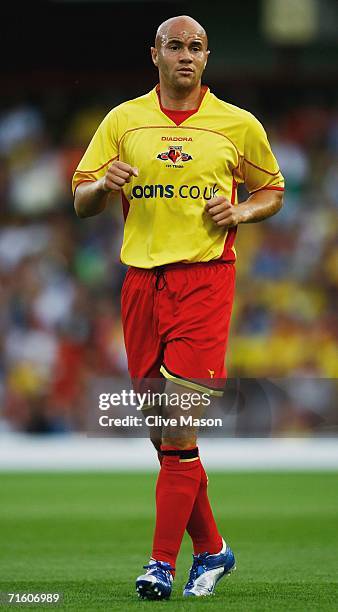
[
  {"xmin": 205, "ymin": 189, "xmax": 283, "ymax": 228},
  {"xmin": 74, "ymin": 161, "xmax": 139, "ymax": 218},
  {"xmin": 74, "ymin": 179, "xmax": 110, "ymax": 218}
]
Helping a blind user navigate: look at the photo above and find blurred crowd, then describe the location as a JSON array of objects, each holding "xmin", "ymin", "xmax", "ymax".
[{"xmin": 0, "ymin": 94, "xmax": 337, "ymax": 434}]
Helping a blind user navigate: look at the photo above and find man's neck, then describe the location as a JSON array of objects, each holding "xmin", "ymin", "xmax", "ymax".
[{"xmin": 158, "ymin": 80, "xmax": 203, "ymax": 111}]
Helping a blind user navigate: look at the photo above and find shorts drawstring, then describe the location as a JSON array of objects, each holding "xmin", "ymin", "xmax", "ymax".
[{"xmin": 154, "ymin": 266, "xmax": 167, "ymax": 291}]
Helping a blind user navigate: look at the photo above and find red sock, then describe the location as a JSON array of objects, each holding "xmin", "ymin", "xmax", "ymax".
[
  {"xmin": 186, "ymin": 461, "xmax": 223, "ymax": 554},
  {"xmin": 151, "ymin": 445, "xmax": 201, "ymax": 570}
]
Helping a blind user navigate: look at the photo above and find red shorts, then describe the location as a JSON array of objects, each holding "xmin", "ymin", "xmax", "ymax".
[{"xmin": 121, "ymin": 261, "xmax": 235, "ymax": 396}]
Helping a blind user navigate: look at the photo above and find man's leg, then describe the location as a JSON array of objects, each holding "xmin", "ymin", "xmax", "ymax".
[
  {"xmin": 144, "ymin": 384, "xmax": 223, "ymax": 557},
  {"xmin": 150, "ymin": 385, "xmax": 235, "ymax": 599},
  {"xmin": 154, "ymin": 262, "xmax": 235, "ymax": 560},
  {"xmin": 137, "ymin": 382, "xmax": 235, "ymax": 600},
  {"xmin": 136, "ymin": 383, "xmax": 201, "ymax": 599},
  {"xmin": 147, "ymin": 405, "xmax": 222, "ymax": 556},
  {"xmin": 151, "ymin": 381, "xmax": 211, "ymax": 569},
  {"xmin": 186, "ymin": 461, "xmax": 223, "ymax": 554}
]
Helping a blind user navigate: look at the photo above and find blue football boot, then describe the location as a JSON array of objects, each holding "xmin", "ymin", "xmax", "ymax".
[
  {"xmin": 183, "ymin": 539, "xmax": 236, "ymax": 597},
  {"xmin": 136, "ymin": 560, "xmax": 174, "ymax": 600}
]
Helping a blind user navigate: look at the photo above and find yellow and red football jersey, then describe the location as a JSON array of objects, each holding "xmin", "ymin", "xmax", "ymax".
[{"xmin": 72, "ymin": 86, "xmax": 284, "ymax": 268}]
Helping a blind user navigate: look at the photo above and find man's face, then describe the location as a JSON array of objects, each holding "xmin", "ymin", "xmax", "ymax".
[{"xmin": 151, "ymin": 24, "xmax": 209, "ymax": 91}]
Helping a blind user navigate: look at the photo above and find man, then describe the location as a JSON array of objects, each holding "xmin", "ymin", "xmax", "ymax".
[{"xmin": 72, "ymin": 15, "xmax": 284, "ymax": 600}]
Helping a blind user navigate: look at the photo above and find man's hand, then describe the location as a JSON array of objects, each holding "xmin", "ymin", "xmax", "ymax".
[
  {"xmin": 102, "ymin": 161, "xmax": 139, "ymax": 193},
  {"xmin": 205, "ymin": 196, "xmax": 244, "ymax": 228},
  {"xmin": 74, "ymin": 161, "xmax": 139, "ymax": 218},
  {"xmin": 205, "ymin": 190, "xmax": 283, "ymax": 227}
]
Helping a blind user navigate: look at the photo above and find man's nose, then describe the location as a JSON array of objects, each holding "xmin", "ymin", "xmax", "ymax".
[{"xmin": 178, "ymin": 47, "xmax": 193, "ymax": 62}]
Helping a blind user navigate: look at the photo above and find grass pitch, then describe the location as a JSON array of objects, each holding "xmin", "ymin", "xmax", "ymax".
[{"xmin": 0, "ymin": 471, "xmax": 337, "ymax": 611}]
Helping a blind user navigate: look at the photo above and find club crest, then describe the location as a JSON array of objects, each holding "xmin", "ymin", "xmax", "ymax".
[{"xmin": 157, "ymin": 145, "xmax": 192, "ymax": 165}]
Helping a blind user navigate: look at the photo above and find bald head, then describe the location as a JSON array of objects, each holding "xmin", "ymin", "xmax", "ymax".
[
  {"xmin": 151, "ymin": 15, "xmax": 209, "ymax": 94},
  {"xmin": 155, "ymin": 15, "xmax": 208, "ymax": 49}
]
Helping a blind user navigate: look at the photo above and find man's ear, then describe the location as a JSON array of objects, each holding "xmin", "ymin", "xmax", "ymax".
[
  {"xmin": 204, "ymin": 49, "xmax": 210, "ymax": 69},
  {"xmin": 150, "ymin": 47, "xmax": 158, "ymax": 67}
]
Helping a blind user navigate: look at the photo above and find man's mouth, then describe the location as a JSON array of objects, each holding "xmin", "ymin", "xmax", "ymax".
[{"xmin": 177, "ymin": 67, "xmax": 194, "ymax": 74}]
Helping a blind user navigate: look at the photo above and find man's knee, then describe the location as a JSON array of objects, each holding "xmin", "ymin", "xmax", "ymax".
[{"xmin": 161, "ymin": 435, "xmax": 197, "ymax": 450}]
